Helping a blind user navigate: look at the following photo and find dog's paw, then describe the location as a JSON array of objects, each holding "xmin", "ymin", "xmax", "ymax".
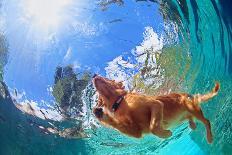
[
  {"xmin": 189, "ymin": 120, "xmax": 197, "ymax": 130},
  {"xmin": 207, "ymin": 133, "xmax": 213, "ymax": 144},
  {"xmin": 162, "ymin": 130, "xmax": 172, "ymax": 138},
  {"xmin": 152, "ymin": 129, "xmax": 172, "ymax": 139}
]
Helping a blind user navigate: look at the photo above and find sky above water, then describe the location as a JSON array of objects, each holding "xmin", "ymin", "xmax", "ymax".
[{"xmin": 1, "ymin": 0, "xmax": 163, "ymax": 104}]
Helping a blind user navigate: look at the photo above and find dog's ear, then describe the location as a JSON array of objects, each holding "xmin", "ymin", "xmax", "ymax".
[{"xmin": 115, "ymin": 89, "xmax": 127, "ymax": 96}]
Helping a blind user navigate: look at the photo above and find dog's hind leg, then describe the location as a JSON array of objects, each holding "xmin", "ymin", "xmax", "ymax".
[
  {"xmin": 191, "ymin": 110, "xmax": 212, "ymax": 143},
  {"xmin": 149, "ymin": 102, "xmax": 172, "ymax": 138},
  {"xmin": 183, "ymin": 82, "xmax": 219, "ymax": 143},
  {"xmin": 185, "ymin": 102, "xmax": 213, "ymax": 143}
]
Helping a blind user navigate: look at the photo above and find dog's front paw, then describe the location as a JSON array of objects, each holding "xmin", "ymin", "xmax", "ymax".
[
  {"xmin": 207, "ymin": 132, "xmax": 213, "ymax": 143},
  {"xmin": 152, "ymin": 128, "xmax": 172, "ymax": 138},
  {"xmin": 160, "ymin": 129, "xmax": 172, "ymax": 138}
]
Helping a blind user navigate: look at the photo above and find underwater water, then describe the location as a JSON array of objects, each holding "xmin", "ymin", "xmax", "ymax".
[{"xmin": 0, "ymin": 0, "xmax": 231, "ymax": 154}]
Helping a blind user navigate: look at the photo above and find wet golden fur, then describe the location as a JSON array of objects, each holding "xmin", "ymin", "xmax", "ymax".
[{"xmin": 92, "ymin": 75, "xmax": 220, "ymax": 143}]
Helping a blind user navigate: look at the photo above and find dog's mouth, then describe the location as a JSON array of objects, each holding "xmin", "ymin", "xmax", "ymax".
[{"xmin": 93, "ymin": 108, "xmax": 103, "ymax": 118}]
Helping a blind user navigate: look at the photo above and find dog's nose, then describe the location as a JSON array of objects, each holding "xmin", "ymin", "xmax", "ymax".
[
  {"xmin": 92, "ymin": 74, "xmax": 98, "ymax": 78},
  {"xmin": 93, "ymin": 108, "xmax": 103, "ymax": 118}
]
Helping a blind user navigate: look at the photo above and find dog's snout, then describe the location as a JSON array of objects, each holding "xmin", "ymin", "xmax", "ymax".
[
  {"xmin": 92, "ymin": 74, "xmax": 98, "ymax": 78},
  {"xmin": 93, "ymin": 108, "xmax": 103, "ymax": 118}
]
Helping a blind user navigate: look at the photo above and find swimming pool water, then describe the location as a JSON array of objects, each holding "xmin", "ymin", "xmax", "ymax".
[{"xmin": 0, "ymin": 0, "xmax": 231, "ymax": 154}]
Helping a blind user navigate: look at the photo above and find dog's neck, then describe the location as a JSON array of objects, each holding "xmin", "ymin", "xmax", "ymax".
[
  {"xmin": 98, "ymin": 89, "xmax": 127, "ymax": 113},
  {"xmin": 112, "ymin": 96, "xmax": 124, "ymax": 112}
]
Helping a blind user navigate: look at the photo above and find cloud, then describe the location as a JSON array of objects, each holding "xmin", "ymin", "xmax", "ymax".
[
  {"xmin": 8, "ymin": 86, "xmax": 63, "ymax": 121},
  {"xmin": 136, "ymin": 27, "xmax": 163, "ymax": 54},
  {"xmin": 133, "ymin": 26, "xmax": 163, "ymax": 64},
  {"xmin": 71, "ymin": 21, "xmax": 107, "ymax": 37},
  {"xmin": 72, "ymin": 61, "xmax": 81, "ymax": 69},
  {"xmin": 16, "ymin": 99, "xmax": 63, "ymax": 121},
  {"xmin": 105, "ymin": 26, "xmax": 164, "ymax": 90},
  {"xmin": 105, "ymin": 56, "xmax": 135, "ymax": 89},
  {"xmin": 114, "ymin": 56, "xmax": 135, "ymax": 69},
  {"xmin": 63, "ymin": 47, "xmax": 72, "ymax": 62},
  {"xmin": 9, "ymin": 88, "xmax": 26, "ymax": 102},
  {"xmin": 46, "ymin": 86, "xmax": 53, "ymax": 96},
  {"xmin": 0, "ymin": 14, "xmax": 4, "ymax": 31}
]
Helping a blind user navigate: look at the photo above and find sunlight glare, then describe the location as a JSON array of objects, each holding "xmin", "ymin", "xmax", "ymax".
[{"xmin": 22, "ymin": 0, "xmax": 73, "ymax": 31}]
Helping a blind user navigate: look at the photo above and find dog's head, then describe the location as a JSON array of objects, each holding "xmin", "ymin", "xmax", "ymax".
[
  {"xmin": 92, "ymin": 75, "xmax": 127, "ymax": 99},
  {"xmin": 92, "ymin": 75, "xmax": 127, "ymax": 117}
]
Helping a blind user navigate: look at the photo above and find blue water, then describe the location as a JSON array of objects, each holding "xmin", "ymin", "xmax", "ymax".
[{"xmin": 0, "ymin": 0, "xmax": 232, "ymax": 154}]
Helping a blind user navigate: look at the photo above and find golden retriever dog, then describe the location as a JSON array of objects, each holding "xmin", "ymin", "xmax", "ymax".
[{"xmin": 92, "ymin": 75, "xmax": 220, "ymax": 143}]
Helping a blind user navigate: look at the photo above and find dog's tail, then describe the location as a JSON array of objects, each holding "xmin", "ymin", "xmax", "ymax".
[{"xmin": 193, "ymin": 82, "xmax": 220, "ymax": 104}]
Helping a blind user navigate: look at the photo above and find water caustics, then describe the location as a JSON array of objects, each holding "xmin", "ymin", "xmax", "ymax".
[{"xmin": 0, "ymin": 0, "xmax": 231, "ymax": 154}]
